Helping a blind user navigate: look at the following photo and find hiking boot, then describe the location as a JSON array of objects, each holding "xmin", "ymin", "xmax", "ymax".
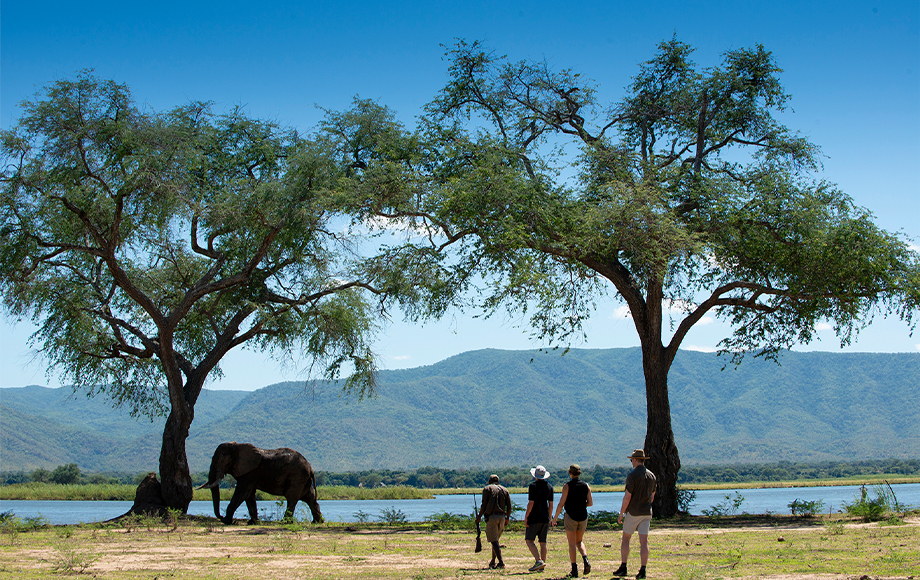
[
  {"xmin": 611, "ymin": 563, "xmax": 628, "ymax": 577},
  {"xmin": 583, "ymin": 560, "xmax": 591, "ymax": 575},
  {"xmin": 635, "ymin": 567, "xmax": 646, "ymax": 579},
  {"xmin": 529, "ymin": 560, "xmax": 546, "ymax": 572}
]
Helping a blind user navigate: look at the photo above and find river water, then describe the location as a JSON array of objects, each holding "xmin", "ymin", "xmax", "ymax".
[{"xmin": 2, "ymin": 483, "xmax": 918, "ymax": 525}]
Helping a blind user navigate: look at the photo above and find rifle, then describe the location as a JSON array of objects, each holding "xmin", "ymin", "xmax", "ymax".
[{"xmin": 473, "ymin": 494, "xmax": 482, "ymax": 552}]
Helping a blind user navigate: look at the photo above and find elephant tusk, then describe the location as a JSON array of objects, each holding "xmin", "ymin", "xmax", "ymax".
[{"xmin": 197, "ymin": 481, "xmax": 219, "ymax": 490}]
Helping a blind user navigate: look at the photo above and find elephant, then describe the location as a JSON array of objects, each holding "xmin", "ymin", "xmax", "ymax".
[{"xmin": 198, "ymin": 442, "xmax": 323, "ymax": 524}]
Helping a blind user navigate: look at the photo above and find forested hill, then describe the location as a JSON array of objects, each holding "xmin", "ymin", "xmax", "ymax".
[{"xmin": 1, "ymin": 348, "xmax": 917, "ymax": 473}]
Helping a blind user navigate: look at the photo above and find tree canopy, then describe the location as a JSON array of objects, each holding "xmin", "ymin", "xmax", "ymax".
[
  {"xmin": 0, "ymin": 74, "xmax": 440, "ymax": 510},
  {"xmin": 336, "ymin": 39, "xmax": 920, "ymax": 515}
]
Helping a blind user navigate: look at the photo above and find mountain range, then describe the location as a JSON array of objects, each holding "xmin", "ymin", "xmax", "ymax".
[{"xmin": 1, "ymin": 348, "xmax": 917, "ymax": 473}]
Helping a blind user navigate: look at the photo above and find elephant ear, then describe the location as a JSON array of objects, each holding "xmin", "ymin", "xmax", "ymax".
[{"xmin": 234, "ymin": 444, "xmax": 262, "ymax": 476}]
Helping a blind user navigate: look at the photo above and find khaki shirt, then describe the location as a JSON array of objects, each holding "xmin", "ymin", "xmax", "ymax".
[
  {"xmin": 625, "ymin": 465, "xmax": 657, "ymax": 516},
  {"xmin": 481, "ymin": 484, "xmax": 511, "ymax": 516}
]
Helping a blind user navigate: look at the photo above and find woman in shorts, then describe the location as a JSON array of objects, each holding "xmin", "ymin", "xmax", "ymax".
[{"xmin": 552, "ymin": 464, "xmax": 593, "ymax": 577}]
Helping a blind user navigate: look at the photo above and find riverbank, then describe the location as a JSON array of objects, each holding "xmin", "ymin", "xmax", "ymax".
[
  {"xmin": 4, "ymin": 475, "xmax": 920, "ymax": 501},
  {"xmin": 0, "ymin": 483, "xmax": 437, "ymax": 502},
  {"xmin": 1, "ymin": 513, "xmax": 917, "ymax": 579}
]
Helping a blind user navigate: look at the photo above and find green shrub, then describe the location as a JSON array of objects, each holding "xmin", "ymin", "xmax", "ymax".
[
  {"xmin": 424, "ymin": 511, "xmax": 473, "ymax": 529},
  {"xmin": 823, "ymin": 517, "xmax": 845, "ymax": 535},
  {"xmin": 1, "ymin": 511, "xmax": 49, "ymax": 544},
  {"xmin": 352, "ymin": 510, "xmax": 372, "ymax": 523},
  {"xmin": 702, "ymin": 491, "xmax": 745, "ymax": 516},
  {"xmin": 50, "ymin": 463, "xmax": 81, "ymax": 484},
  {"xmin": 378, "ymin": 507, "xmax": 408, "ymax": 524},
  {"xmin": 50, "ymin": 538, "xmax": 99, "ymax": 574},
  {"xmin": 589, "ymin": 510, "xmax": 620, "ymax": 527},
  {"xmin": 788, "ymin": 498, "xmax": 825, "ymax": 517},
  {"xmin": 677, "ymin": 487, "xmax": 697, "ymax": 514},
  {"xmin": 843, "ymin": 484, "xmax": 890, "ymax": 522}
]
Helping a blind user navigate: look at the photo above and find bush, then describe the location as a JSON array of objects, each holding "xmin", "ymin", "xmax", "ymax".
[
  {"xmin": 677, "ymin": 487, "xmax": 697, "ymax": 514},
  {"xmin": 50, "ymin": 463, "xmax": 81, "ymax": 485},
  {"xmin": 378, "ymin": 507, "xmax": 408, "ymax": 525},
  {"xmin": 702, "ymin": 492, "xmax": 745, "ymax": 517},
  {"xmin": 590, "ymin": 510, "xmax": 620, "ymax": 528},
  {"xmin": 424, "ymin": 511, "xmax": 473, "ymax": 529},
  {"xmin": 29, "ymin": 468, "xmax": 51, "ymax": 483},
  {"xmin": 788, "ymin": 498, "xmax": 825, "ymax": 517},
  {"xmin": 843, "ymin": 485, "xmax": 891, "ymax": 522}
]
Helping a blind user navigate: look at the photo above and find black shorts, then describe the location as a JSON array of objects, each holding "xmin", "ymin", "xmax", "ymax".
[{"xmin": 525, "ymin": 522, "xmax": 549, "ymax": 542}]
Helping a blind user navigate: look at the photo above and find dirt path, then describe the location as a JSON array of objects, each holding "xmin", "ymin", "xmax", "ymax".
[{"xmin": 3, "ymin": 516, "xmax": 917, "ymax": 579}]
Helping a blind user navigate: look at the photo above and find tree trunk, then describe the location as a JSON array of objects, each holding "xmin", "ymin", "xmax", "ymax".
[
  {"xmin": 159, "ymin": 406, "xmax": 194, "ymax": 512},
  {"xmin": 641, "ymin": 343, "xmax": 681, "ymax": 518}
]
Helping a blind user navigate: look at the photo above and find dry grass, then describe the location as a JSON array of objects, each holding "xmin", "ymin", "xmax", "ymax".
[{"xmin": 0, "ymin": 514, "xmax": 917, "ymax": 579}]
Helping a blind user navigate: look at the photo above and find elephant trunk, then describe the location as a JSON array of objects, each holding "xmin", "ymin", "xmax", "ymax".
[
  {"xmin": 210, "ymin": 483, "xmax": 221, "ymax": 519},
  {"xmin": 201, "ymin": 466, "xmax": 225, "ymax": 518}
]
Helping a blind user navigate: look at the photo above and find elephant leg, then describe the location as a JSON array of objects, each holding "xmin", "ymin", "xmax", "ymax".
[
  {"xmin": 303, "ymin": 489, "xmax": 323, "ymax": 523},
  {"xmin": 308, "ymin": 501, "xmax": 323, "ymax": 523},
  {"xmin": 223, "ymin": 482, "xmax": 255, "ymax": 525},
  {"xmin": 245, "ymin": 493, "xmax": 259, "ymax": 525},
  {"xmin": 284, "ymin": 497, "xmax": 299, "ymax": 521}
]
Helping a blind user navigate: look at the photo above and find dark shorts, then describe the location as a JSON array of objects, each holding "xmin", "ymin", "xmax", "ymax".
[{"xmin": 525, "ymin": 522, "xmax": 549, "ymax": 543}]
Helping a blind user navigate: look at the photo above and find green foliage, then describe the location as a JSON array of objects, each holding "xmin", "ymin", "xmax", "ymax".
[
  {"xmin": 368, "ymin": 37, "xmax": 920, "ymax": 360},
  {"xmin": 589, "ymin": 509, "xmax": 620, "ymax": 528},
  {"xmin": 788, "ymin": 498, "xmax": 825, "ymax": 517},
  {"xmin": 677, "ymin": 487, "xmax": 697, "ymax": 514},
  {"xmin": 317, "ymin": 485, "xmax": 434, "ymax": 500},
  {"xmin": 50, "ymin": 462, "xmax": 80, "ymax": 484},
  {"xmin": 378, "ymin": 507, "xmax": 409, "ymax": 525},
  {"xmin": 843, "ymin": 484, "xmax": 896, "ymax": 522},
  {"xmin": 50, "ymin": 537, "xmax": 100, "ymax": 574},
  {"xmin": 352, "ymin": 510, "xmax": 372, "ymax": 523},
  {"xmin": 165, "ymin": 507, "xmax": 183, "ymax": 532},
  {"xmin": 1, "ymin": 511, "xmax": 49, "ymax": 544},
  {"xmin": 0, "ymin": 73, "xmax": 446, "ymax": 508},
  {"xmin": 118, "ymin": 513, "xmax": 143, "ymax": 533},
  {"xmin": 327, "ymin": 38, "xmax": 920, "ymax": 517},
  {"xmin": 29, "ymin": 467, "xmax": 51, "ymax": 483},
  {"xmin": 423, "ymin": 511, "xmax": 474, "ymax": 530},
  {"xmin": 0, "ymin": 482, "xmax": 139, "ymax": 500},
  {"xmin": 0, "ymin": 73, "xmax": 393, "ymax": 412},
  {"xmin": 823, "ymin": 517, "xmax": 845, "ymax": 535},
  {"xmin": 702, "ymin": 492, "xmax": 746, "ymax": 517}
]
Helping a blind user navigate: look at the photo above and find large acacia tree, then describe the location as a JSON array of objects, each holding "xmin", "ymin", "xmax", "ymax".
[
  {"xmin": 0, "ymin": 75, "xmax": 438, "ymax": 511},
  {"xmin": 342, "ymin": 40, "xmax": 920, "ymax": 516}
]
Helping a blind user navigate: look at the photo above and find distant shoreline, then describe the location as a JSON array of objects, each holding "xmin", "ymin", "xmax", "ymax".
[{"xmin": 3, "ymin": 476, "xmax": 919, "ymax": 501}]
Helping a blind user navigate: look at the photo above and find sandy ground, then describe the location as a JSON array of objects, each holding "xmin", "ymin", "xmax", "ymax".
[{"xmin": 4, "ymin": 517, "xmax": 917, "ymax": 579}]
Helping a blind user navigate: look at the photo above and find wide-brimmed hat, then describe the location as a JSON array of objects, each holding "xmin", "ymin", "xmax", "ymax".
[
  {"xmin": 530, "ymin": 465, "xmax": 551, "ymax": 480},
  {"xmin": 628, "ymin": 449, "xmax": 649, "ymax": 460}
]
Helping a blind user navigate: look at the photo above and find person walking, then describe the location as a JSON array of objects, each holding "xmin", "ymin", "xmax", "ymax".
[
  {"xmin": 552, "ymin": 464, "xmax": 593, "ymax": 577},
  {"xmin": 612, "ymin": 449, "xmax": 657, "ymax": 579},
  {"xmin": 523, "ymin": 465, "xmax": 554, "ymax": 572},
  {"xmin": 476, "ymin": 474, "xmax": 512, "ymax": 569}
]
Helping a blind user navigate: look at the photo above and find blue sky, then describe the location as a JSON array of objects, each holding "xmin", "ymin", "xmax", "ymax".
[{"xmin": 2, "ymin": 0, "xmax": 918, "ymax": 390}]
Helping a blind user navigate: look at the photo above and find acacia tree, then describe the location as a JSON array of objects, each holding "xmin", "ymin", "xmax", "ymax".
[
  {"xmin": 343, "ymin": 40, "xmax": 920, "ymax": 516},
  {"xmin": 0, "ymin": 75, "xmax": 434, "ymax": 511}
]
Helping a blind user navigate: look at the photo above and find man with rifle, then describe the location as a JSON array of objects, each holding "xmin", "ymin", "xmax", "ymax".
[{"xmin": 476, "ymin": 474, "xmax": 512, "ymax": 569}]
